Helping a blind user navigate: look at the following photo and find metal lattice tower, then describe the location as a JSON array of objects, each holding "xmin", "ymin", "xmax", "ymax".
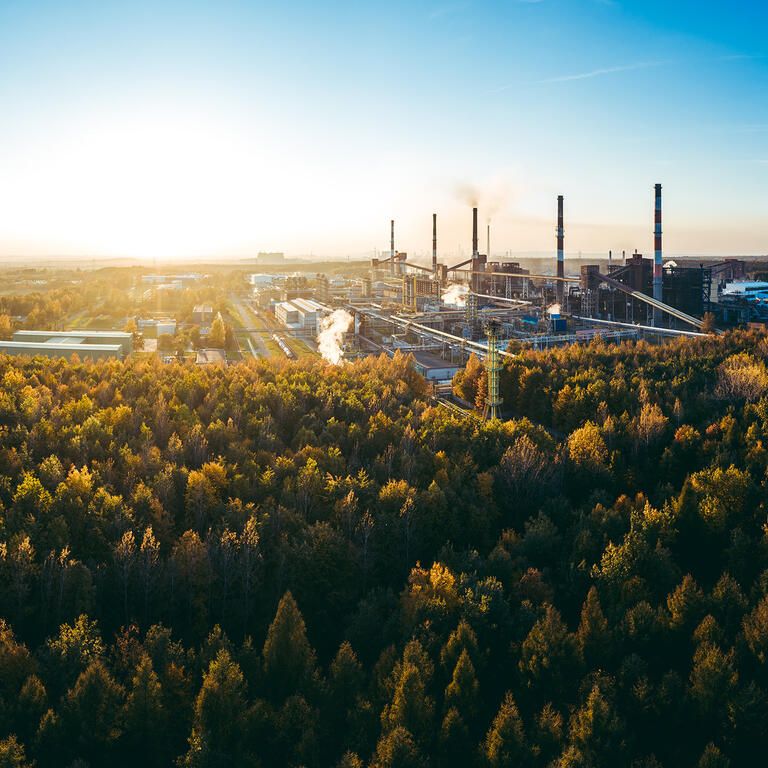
[
  {"xmin": 483, "ymin": 319, "xmax": 502, "ymax": 421},
  {"xmin": 465, "ymin": 290, "xmax": 478, "ymax": 327}
]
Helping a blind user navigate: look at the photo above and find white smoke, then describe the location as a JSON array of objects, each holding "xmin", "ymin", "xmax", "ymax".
[
  {"xmin": 442, "ymin": 283, "xmax": 469, "ymax": 307},
  {"xmin": 547, "ymin": 304, "xmax": 561, "ymax": 315},
  {"xmin": 317, "ymin": 309, "xmax": 353, "ymax": 365}
]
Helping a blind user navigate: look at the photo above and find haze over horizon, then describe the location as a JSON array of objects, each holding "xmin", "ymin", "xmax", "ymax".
[{"xmin": 0, "ymin": 0, "xmax": 766, "ymax": 261}]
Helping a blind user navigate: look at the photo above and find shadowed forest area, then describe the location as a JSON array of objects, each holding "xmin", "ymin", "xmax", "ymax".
[{"xmin": 0, "ymin": 333, "xmax": 767, "ymax": 766}]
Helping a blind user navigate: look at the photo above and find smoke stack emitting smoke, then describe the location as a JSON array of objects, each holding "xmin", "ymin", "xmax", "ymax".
[
  {"xmin": 317, "ymin": 309, "xmax": 353, "ymax": 365},
  {"xmin": 442, "ymin": 283, "xmax": 469, "ymax": 307}
]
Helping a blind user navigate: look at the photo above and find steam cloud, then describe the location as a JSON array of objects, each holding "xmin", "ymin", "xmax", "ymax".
[
  {"xmin": 442, "ymin": 283, "xmax": 469, "ymax": 307},
  {"xmin": 317, "ymin": 309, "xmax": 353, "ymax": 365}
]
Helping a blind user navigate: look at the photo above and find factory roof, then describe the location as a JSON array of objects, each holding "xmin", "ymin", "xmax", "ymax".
[
  {"xmin": 196, "ymin": 349, "xmax": 227, "ymax": 365},
  {"xmin": 290, "ymin": 298, "xmax": 317, "ymax": 312},
  {"xmin": 14, "ymin": 330, "xmax": 132, "ymax": 339},
  {"xmin": 722, "ymin": 281, "xmax": 768, "ymax": 295},
  {"xmin": 0, "ymin": 341, "xmax": 122, "ymax": 353},
  {"xmin": 291, "ymin": 298, "xmax": 329, "ymax": 313},
  {"xmin": 45, "ymin": 337, "xmax": 87, "ymax": 345}
]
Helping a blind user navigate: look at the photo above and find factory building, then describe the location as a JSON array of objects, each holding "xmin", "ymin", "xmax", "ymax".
[
  {"xmin": 275, "ymin": 298, "xmax": 332, "ymax": 336},
  {"xmin": 192, "ymin": 305, "xmax": 215, "ymax": 325},
  {"xmin": 196, "ymin": 349, "xmax": 227, "ymax": 366},
  {"xmin": 274, "ymin": 301, "xmax": 302, "ymax": 329},
  {"xmin": 409, "ymin": 351, "xmax": 462, "ymax": 382},
  {"xmin": 249, "ymin": 273, "xmax": 284, "ymax": 286},
  {"xmin": 0, "ymin": 330, "xmax": 133, "ymax": 360},
  {"xmin": 717, "ymin": 281, "xmax": 768, "ymax": 324},
  {"xmin": 13, "ymin": 330, "xmax": 133, "ymax": 354},
  {"xmin": 402, "ymin": 275, "xmax": 440, "ymax": 311},
  {"xmin": 138, "ymin": 318, "xmax": 177, "ymax": 337}
]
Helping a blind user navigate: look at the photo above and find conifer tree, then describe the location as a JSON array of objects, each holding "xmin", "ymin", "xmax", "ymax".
[
  {"xmin": 370, "ymin": 726, "xmax": 425, "ymax": 768},
  {"xmin": 60, "ymin": 660, "xmax": 124, "ymax": 765},
  {"xmin": 483, "ymin": 691, "xmax": 529, "ymax": 768},
  {"xmin": 181, "ymin": 649, "xmax": 253, "ymax": 768},
  {"xmin": 121, "ymin": 654, "xmax": 168, "ymax": 765},
  {"xmin": 577, "ymin": 587, "xmax": 611, "ymax": 669},
  {"xmin": 444, "ymin": 649, "xmax": 479, "ymax": 721},
  {"xmin": 262, "ymin": 591, "xmax": 317, "ymax": 702}
]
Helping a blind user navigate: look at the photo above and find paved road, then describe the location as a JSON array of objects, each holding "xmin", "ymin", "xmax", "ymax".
[{"xmin": 230, "ymin": 296, "xmax": 269, "ymax": 358}]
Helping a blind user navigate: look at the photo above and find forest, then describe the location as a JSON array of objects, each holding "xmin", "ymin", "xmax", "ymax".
[{"xmin": 0, "ymin": 331, "xmax": 766, "ymax": 766}]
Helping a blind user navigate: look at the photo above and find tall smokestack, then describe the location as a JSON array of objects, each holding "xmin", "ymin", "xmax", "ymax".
[
  {"xmin": 487, "ymin": 223, "xmax": 490, "ymax": 260},
  {"xmin": 653, "ymin": 184, "xmax": 662, "ymax": 324},
  {"xmin": 472, "ymin": 207, "xmax": 478, "ymax": 258},
  {"xmin": 390, "ymin": 219, "xmax": 395, "ymax": 277},
  {"xmin": 432, "ymin": 213, "xmax": 437, "ymax": 275},
  {"xmin": 556, "ymin": 195, "xmax": 564, "ymax": 305}
]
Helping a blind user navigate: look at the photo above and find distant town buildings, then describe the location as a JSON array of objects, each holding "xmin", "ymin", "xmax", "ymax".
[
  {"xmin": 256, "ymin": 252, "xmax": 285, "ymax": 265},
  {"xmin": 141, "ymin": 273, "xmax": 204, "ymax": 287}
]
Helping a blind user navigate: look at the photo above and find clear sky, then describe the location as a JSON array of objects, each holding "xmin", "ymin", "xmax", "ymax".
[{"xmin": 0, "ymin": 0, "xmax": 766, "ymax": 261}]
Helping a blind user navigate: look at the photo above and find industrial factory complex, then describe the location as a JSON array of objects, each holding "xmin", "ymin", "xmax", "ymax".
[
  {"xmin": 252, "ymin": 182, "xmax": 765, "ymax": 418},
  {"xmin": 3, "ymin": 181, "xmax": 760, "ymax": 422}
]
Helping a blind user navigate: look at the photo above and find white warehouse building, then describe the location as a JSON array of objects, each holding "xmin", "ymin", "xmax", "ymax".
[{"xmin": 274, "ymin": 298, "xmax": 332, "ymax": 336}]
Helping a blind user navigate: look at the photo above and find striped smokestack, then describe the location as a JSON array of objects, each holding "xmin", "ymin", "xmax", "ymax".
[
  {"xmin": 556, "ymin": 195, "xmax": 564, "ymax": 305},
  {"xmin": 390, "ymin": 219, "xmax": 395, "ymax": 277},
  {"xmin": 653, "ymin": 184, "xmax": 662, "ymax": 325},
  {"xmin": 472, "ymin": 207, "xmax": 478, "ymax": 258},
  {"xmin": 432, "ymin": 213, "xmax": 437, "ymax": 275}
]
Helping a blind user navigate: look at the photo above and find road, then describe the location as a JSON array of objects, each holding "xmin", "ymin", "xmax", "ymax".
[{"xmin": 230, "ymin": 296, "xmax": 269, "ymax": 358}]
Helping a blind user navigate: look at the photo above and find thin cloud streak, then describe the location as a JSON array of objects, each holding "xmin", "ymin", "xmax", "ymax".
[
  {"xmin": 718, "ymin": 53, "xmax": 763, "ymax": 61},
  {"xmin": 428, "ymin": 2, "xmax": 468, "ymax": 20},
  {"xmin": 541, "ymin": 60, "xmax": 667, "ymax": 83}
]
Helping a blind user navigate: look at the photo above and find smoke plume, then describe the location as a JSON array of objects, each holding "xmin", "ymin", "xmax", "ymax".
[
  {"xmin": 547, "ymin": 303, "xmax": 561, "ymax": 315},
  {"xmin": 442, "ymin": 283, "xmax": 469, "ymax": 307},
  {"xmin": 317, "ymin": 309, "xmax": 353, "ymax": 365},
  {"xmin": 454, "ymin": 179, "xmax": 512, "ymax": 222},
  {"xmin": 454, "ymin": 182, "xmax": 480, "ymax": 208}
]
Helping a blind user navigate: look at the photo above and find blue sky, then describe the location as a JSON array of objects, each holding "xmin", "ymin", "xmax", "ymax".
[{"xmin": 0, "ymin": 0, "xmax": 765, "ymax": 260}]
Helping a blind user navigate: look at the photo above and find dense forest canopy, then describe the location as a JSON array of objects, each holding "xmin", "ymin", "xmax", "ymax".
[{"xmin": 0, "ymin": 332, "xmax": 767, "ymax": 766}]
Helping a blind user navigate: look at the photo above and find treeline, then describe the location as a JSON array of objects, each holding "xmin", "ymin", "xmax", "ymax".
[{"xmin": 0, "ymin": 336, "xmax": 766, "ymax": 765}]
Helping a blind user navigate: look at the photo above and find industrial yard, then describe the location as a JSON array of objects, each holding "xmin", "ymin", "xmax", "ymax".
[{"xmin": 245, "ymin": 183, "xmax": 765, "ymax": 420}]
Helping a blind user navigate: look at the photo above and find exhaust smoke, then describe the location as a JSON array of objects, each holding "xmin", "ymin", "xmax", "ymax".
[
  {"xmin": 442, "ymin": 283, "xmax": 469, "ymax": 307},
  {"xmin": 317, "ymin": 309, "xmax": 354, "ymax": 365}
]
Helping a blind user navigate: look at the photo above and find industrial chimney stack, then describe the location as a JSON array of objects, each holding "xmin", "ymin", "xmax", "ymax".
[
  {"xmin": 653, "ymin": 184, "xmax": 662, "ymax": 325},
  {"xmin": 556, "ymin": 195, "xmax": 564, "ymax": 305},
  {"xmin": 432, "ymin": 213, "xmax": 437, "ymax": 276},
  {"xmin": 472, "ymin": 207, "xmax": 479, "ymax": 258},
  {"xmin": 390, "ymin": 219, "xmax": 395, "ymax": 277}
]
